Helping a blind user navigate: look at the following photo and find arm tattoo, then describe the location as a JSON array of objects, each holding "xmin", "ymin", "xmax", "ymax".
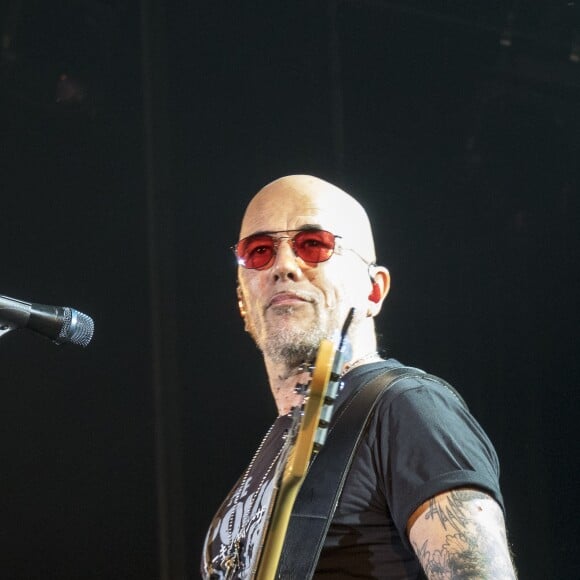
[
  {"xmin": 412, "ymin": 489, "xmax": 517, "ymax": 579},
  {"xmin": 424, "ymin": 488, "xmax": 474, "ymax": 534}
]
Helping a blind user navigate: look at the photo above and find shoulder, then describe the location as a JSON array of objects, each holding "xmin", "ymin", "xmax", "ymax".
[
  {"xmin": 363, "ymin": 363, "xmax": 503, "ymax": 498},
  {"xmin": 372, "ymin": 367, "xmax": 496, "ymax": 456},
  {"xmin": 342, "ymin": 361, "xmax": 474, "ymax": 433},
  {"xmin": 371, "ymin": 366, "xmax": 471, "ymax": 426},
  {"xmin": 346, "ymin": 360, "xmax": 466, "ymax": 406}
]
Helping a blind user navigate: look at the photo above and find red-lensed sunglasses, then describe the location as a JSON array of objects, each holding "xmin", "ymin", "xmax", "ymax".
[{"xmin": 233, "ymin": 229, "xmax": 341, "ymax": 270}]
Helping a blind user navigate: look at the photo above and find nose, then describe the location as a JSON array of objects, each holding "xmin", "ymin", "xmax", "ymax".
[{"xmin": 271, "ymin": 238, "xmax": 303, "ymax": 282}]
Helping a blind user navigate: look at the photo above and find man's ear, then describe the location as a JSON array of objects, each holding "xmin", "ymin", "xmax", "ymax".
[
  {"xmin": 367, "ymin": 266, "xmax": 390, "ymax": 317},
  {"xmin": 237, "ymin": 284, "xmax": 254, "ymax": 334},
  {"xmin": 236, "ymin": 285, "xmax": 247, "ymax": 319}
]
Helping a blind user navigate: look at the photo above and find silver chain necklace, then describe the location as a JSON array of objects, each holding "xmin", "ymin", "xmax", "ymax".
[
  {"xmin": 217, "ymin": 419, "xmax": 286, "ymax": 578},
  {"xmin": 340, "ymin": 351, "xmax": 381, "ymax": 377}
]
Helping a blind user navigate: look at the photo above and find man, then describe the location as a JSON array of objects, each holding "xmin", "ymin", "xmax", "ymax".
[{"xmin": 202, "ymin": 175, "xmax": 516, "ymax": 578}]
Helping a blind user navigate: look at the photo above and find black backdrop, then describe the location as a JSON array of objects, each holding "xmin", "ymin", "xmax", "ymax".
[{"xmin": 1, "ymin": 2, "xmax": 578, "ymax": 578}]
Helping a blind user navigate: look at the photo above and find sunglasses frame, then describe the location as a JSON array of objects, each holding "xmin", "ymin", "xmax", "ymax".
[{"xmin": 232, "ymin": 228, "xmax": 342, "ymax": 270}]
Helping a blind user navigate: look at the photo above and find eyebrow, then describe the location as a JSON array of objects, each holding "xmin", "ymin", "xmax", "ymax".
[{"xmin": 247, "ymin": 224, "xmax": 324, "ymax": 237}]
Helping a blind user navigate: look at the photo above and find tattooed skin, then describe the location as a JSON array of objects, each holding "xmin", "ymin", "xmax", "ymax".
[{"xmin": 410, "ymin": 489, "xmax": 517, "ymax": 579}]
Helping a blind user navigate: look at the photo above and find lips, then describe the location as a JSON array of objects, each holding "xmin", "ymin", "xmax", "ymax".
[{"xmin": 267, "ymin": 292, "xmax": 310, "ymax": 308}]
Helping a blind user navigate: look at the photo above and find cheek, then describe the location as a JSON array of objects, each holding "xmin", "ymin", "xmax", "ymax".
[
  {"xmin": 311, "ymin": 267, "xmax": 367, "ymax": 308},
  {"xmin": 238, "ymin": 275, "xmax": 262, "ymax": 315},
  {"xmin": 244, "ymin": 284, "xmax": 264, "ymax": 316},
  {"xmin": 341, "ymin": 271, "xmax": 371, "ymax": 307},
  {"xmin": 305, "ymin": 270, "xmax": 336, "ymax": 306},
  {"xmin": 340, "ymin": 282, "xmax": 366, "ymax": 309}
]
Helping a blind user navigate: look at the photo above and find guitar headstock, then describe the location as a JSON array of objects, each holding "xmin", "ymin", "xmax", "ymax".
[{"xmin": 283, "ymin": 330, "xmax": 351, "ymax": 482}]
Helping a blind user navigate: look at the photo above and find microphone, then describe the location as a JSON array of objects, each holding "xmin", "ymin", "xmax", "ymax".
[{"xmin": 0, "ymin": 294, "xmax": 94, "ymax": 347}]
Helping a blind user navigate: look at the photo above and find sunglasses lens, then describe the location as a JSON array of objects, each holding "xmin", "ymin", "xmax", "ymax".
[
  {"xmin": 293, "ymin": 230, "xmax": 336, "ymax": 263},
  {"xmin": 236, "ymin": 230, "xmax": 337, "ymax": 269},
  {"xmin": 236, "ymin": 235, "xmax": 275, "ymax": 269}
]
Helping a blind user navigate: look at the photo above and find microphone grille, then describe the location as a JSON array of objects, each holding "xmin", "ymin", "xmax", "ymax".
[{"xmin": 59, "ymin": 308, "xmax": 95, "ymax": 347}]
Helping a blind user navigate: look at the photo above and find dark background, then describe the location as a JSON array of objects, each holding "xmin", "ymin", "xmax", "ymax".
[{"xmin": 1, "ymin": 1, "xmax": 578, "ymax": 578}]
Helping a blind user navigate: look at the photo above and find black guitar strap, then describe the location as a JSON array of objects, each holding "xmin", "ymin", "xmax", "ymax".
[{"xmin": 276, "ymin": 362, "xmax": 426, "ymax": 579}]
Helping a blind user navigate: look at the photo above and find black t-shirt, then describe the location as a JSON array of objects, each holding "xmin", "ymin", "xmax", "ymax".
[
  {"xmin": 202, "ymin": 415, "xmax": 292, "ymax": 578},
  {"xmin": 314, "ymin": 361, "xmax": 504, "ymax": 578},
  {"xmin": 202, "ymin": 360, "xmax": 504, "ymax": 579}
]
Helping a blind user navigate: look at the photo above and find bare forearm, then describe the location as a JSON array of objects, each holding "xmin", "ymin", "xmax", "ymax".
[{"xmin": 409, "ymin": 489, "xmax": 517, "ymax": 579}]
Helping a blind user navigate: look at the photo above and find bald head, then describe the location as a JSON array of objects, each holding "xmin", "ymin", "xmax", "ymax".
[
  {"xmin": 240, "ymin": 175, "xmax": 377, "ymax": 264},
  {"xmin": 235, "ymin": 174, "xmax": 390, "ymax": 375}
]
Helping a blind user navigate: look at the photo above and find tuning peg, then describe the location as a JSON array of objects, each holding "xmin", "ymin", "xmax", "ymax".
[
  {"xmin": 296, "ymin": 362, "xmax": 314, "ymax": 374},
  {"xmin": 294, "ymin": 383, "xmax": 309, "ymax": 395},
  {"xmin": 319, "ymin": 405, "xmax": 333, "ymax": 425},
  {"xmin": 314, "ymin": 429, "xmax": 329, "ymax": 449},
  {"xmin": 287, "ymin": 405, "xmax": 305, "ymax": 420}
]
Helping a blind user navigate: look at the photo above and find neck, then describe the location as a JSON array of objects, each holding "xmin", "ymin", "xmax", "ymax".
[
  {"xmin": 264, "ymin": 332, "xmax": 380, "ymax": 416},
  {"xmin": 265, "ymin": 359, "xmax": 311, "ymax": 416}
]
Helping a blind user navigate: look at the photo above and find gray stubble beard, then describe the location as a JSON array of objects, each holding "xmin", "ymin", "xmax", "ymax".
[{"xmin": 260, "ymin": 304, "xmax": 330, "ymax": 370}]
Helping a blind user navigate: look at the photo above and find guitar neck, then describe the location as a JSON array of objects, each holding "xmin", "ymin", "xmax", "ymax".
[{"xmin": 255, "ymin": 339, "xmax": 336, "ymax": 580}]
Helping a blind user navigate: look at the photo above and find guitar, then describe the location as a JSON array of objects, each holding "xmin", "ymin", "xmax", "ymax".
[{"xmin": 254, "ymin": 310, "xmax": 353, "ymax": 580}]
